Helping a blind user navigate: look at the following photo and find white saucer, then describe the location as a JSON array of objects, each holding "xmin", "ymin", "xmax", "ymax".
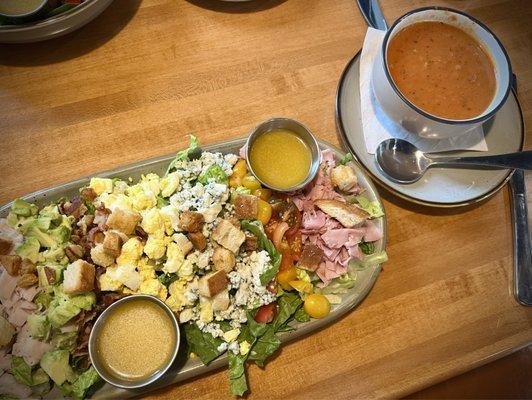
[{"xmin": 336, "ymin": 52, "xmax": 525, "ymax": 208}]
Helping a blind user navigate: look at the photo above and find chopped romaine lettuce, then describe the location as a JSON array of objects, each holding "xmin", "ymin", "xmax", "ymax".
[
  {"xmin": 40, "ymin": 350, "xmax": 76, "ymax": 386},
  {"xmin": 348, "ymin": 251, "xmax": 388, "ymax": 271},
  {"xmin": 183, "ymin": 323, "xmax": 224, "ymax": 365},
  {"xmin": 354, "ymin": 196, "xmax": 384, "ymax": 218},
  {"xmin": 165, "ymin": 135, "xmax": 201, "ymax": 176},
  {"xmin": 339, "ymin": 152, "xmax": 354, "ymax": 165},
  {"xmin": 359, "ymin": 240, "xmax": 375, "ymax": 255},
  {"xmin": 11, "ymin": 198, "xmax": 38, "ymax": 217},
  {"xmin": 27, "ymin": 314, "xmax": 50, "ymax": 340},
  {"xmin": 11, "ymin": 356, "xmax": 33, "ymax": 386}
]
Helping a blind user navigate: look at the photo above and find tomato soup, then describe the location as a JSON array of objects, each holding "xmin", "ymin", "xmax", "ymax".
[
  {"xmin": 387, "ymin": 21, "xmax": 496, "ymax": 120},
  {"xmin": 249, "ymin": 129, "xmax": 311, "ymax": 190}
]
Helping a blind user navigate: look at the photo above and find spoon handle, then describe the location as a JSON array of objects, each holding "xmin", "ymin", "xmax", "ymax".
[
  {"xmin": 430, "ymin": 151, "xmax": 532, "ymax": 170},
  {"xmin": 510, "ymin": 169, "xmax": 532, "ymax": 305}
]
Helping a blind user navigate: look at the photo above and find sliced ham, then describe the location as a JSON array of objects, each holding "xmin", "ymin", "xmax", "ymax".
[
  {"xmin": 0, "ymin": 350, "xmax": 12, "ymax": 373},
  {"xmin": 0, "ymin": 373, "xmax": 32, "ymax": 398},
  {"xmin": 0, "ymin": 219, "xmax": 23, "ymax": 255},
  {"xmin": 15, "ymin": 286, "xmax": 40, "ymax": 302},
  {"xmin": 7, "ymin": 306, "xmax": 30, "ymax": 328},
  {"xmin": 363, "ymin": 221, "xmax": 383, "ymax": 242},
  {"xmin": 0, "ymin": 270, "xmax": 18, "ymax": 301},
  {"xmin": 12, "ymin": 323, "xmax": 52, "ymax": 366},
  {"xmin": 321, "ymin": 229, "xmax": 365, "ymax": 249},
  {"xmin": 301, "ymin": 209, "xmax": 327, "ymax": 231}
]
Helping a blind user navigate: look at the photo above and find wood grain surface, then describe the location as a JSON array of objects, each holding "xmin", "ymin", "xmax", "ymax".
[{"xmin": 1, "ymin": 0, "xmax": 531, "ymax": 398}]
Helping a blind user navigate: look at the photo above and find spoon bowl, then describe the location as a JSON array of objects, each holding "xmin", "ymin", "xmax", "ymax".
[{"xmin": 375, "ymin": 138, "xmax": 532, "ymax": 184}]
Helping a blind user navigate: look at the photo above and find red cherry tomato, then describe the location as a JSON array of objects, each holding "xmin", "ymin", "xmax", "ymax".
[
  {"xmin": 279, "ymin": 249, "xmax": 294, "ymax": 272},
  {"xmin": 254, "ymin": 303, "xmax": 276, "ymax": 324},
  {"xmin": 287, "ymin": 232, "xmax": 303, "ymax": 260}
]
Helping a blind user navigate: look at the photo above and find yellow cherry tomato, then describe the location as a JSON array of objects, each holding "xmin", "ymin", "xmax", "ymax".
[
  {"xmin": 229, "ymin": 175, "xmax": 242, "ymax": 188},
  {"xmin": 304, "ymin": 294, "xmax": 330, "ymax": 319},
  {"xmin": 232, "ymin": 159, "xmax": 248, "ymax": 178},
  {"xmin": 242, "ymin": 175, "xmax": 261, "ymax": 191},
  {"xmin": 277, "ymin": 266, "xmax": 298, "ymax": 291},
  {"xmin": 256, "ymin": 199, "xmax": 272, "ymax": 225},
  {"xmin": 252, "ymin": 188, "xmax": 272, "ymax": 201},
  {"xmin": 289, "ymin": 280, "xmax": 313, "ymax": 294}
]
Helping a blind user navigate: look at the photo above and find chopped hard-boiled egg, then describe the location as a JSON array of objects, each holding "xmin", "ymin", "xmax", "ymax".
[
  {"xmin": 89, "ymin": 178, "xmax": 113, "ymax": 196},
  {"xmin": 116, "ymin": 237, "xmax": 144, "ymax": 266},
  {"xmin": 144, "ymin": 234, "xmax": 167, "ymax": 260},
  {"xmin": 222, "ymin": 328, "xmax": 240, "ymax": 343},
  {"xmin": 138, "ymin": 278, "xmax": 167, "ymax": 301}
]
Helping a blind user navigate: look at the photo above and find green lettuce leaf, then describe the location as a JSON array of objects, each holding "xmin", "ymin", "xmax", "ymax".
[
  {"xmin": 165, "ymin": 135, "xmax": 200, "ymax": 176},
  {"xmin": 27, "ymin": 314, "xmax": 50, "ymax": 340},
  {"xmin": 272, "ymin": 292, "xmax": 302, "ymax": 331},
  {"xmin": 348, "ymin": 251, "xmax": 388, "ymax": 271},
  {"xmin": 183, "ymin": 323, "xmax": 224, "ymax": 365},
  {"xmin": 248, "ymin": 329, "xmax": 281, "ymax": 368},
  {"xmin": 158, "ymin": 272, "xmax": 178, "ymax": 287},
  {"xmin": 11, "ymin": 356, "xmax": 33, "ymax": 386},
  {"xmin": 228, "ymin": 352, "xmax": 248, "ymax": 396},
  {"xmin": 354, "ymin": 196, "xmax": 384, "ymax": 218},
  {"xmin": 359, "ymin": 240, "xmax": 375, "ymax": 255},
  {"xmin": 241, "ymin": 220, "xmax": 281, "ymax": 285},
  {"xmin": 339, "ymin": 152, "xmax": 354, "ymax": 165},
  {"xmin": 198, "ymin": 165, "xmax": 228, "ymax": 185},
  {"xmin": 51, "ymin": 331, "xmax": 78, "ymax": 352},
  {"xmin": 294, "ymin": 307, "xmax": 310, "ymax": 323},
  {"xmin": 321, "ymin": 273, "xmax": 356, "ymax": 294},
  {"xmin": 68, "ymin": 366, "xmax": 101, "ymax": 400}
]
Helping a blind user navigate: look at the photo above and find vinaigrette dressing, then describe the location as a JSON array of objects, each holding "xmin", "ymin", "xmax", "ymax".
[
  {"xmin": 96, "ymin": 299, "xmax": 175, "ymax": 381},
  {"xmin": 249, "ymin": 129, "xmax": 311, "ymax": 189}
]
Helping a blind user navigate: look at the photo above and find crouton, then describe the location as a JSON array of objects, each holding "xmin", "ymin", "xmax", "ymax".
[
  {"xmin": 330, "ymin": 165, "xmax": 358, "ymax": 192},
  {"xmin": 212, "ymin": 290, "xmax": 230, "ymax": 311},
  {"xmin": 213, "ymin": 247, "xmax": 236, "ymax": 273},
  {"xmin": 106, "ymin": 208, "xmax": 141, "ymax": 235},
  {"xmin": 20, "ymin": 259, "xmax": 36, "ymax": 275},
  {"xmin": 187, "ymin": 232, "xmax": 206, "ymax": 251},
  {"xmin": 0, "ymin": 255, "xmax": 21, "ymax": 276},
  {"xmin": 298, "ymin": 243, "xmax": 324, "ymax": 271},
  {"xmin": 65, "ymin": 244, "xmax": 84, "ymax": 262},
  {"xmin": 198, "ymin": 269, "xmax": 228, "ymax": 298},
  {"xmin": 212, "ymin": 219, "xmax": 246, "ymax": 253},
  {"xmin": 179, "ymin": 211, "xmax": 205, "ymax": 233},
  {"xmin": 173, "ymin": 233, "xmax": 193, "ymax": 255},
  {"xmin": 102, "ymin": 231, "xmax": 123, "ymax": 258},
  {"xmin": 17, "ymin": 273, "xmax": 38, "ymax": 288},
  {"xmin": 243, "ymin": 233, "xmax": 258, "ymax": 252},
  {"xmin": 314, "ymin": 199, "xmax": 369, "ymax": 228},
  {"xmin": 90, "ymin": 244, "xmax": 115, "ymax": 267},
  {"xmin": 234, "ymin": 195, "xmax": 258, "ymax": 220},
  {"xmin": 0, "ymin": 238, "xmax": 12, "ymax": 255},
  {"xmin": 63, "ymin": 260, "xmax": 95, "ymax": 295},
  {"xmin": 227, "ymin": 216, "xmax": 241, "ymax": 228}
]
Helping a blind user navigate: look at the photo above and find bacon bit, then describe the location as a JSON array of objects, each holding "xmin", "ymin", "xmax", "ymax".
[
  {"xmin": 135, "ymin": 226, "xmax": 148, "ymax": 241},
  {"xmin": 44, "ymin": 267, "xmax": 57, "ymax": 284},
  {"xmin": 80, "ymin": 187, "xmax": 97, "ymax": 202}
]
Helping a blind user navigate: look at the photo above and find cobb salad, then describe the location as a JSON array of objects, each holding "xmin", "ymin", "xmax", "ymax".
[{"xmin": 0, "ymin": 136, "xmax": 386, "ymax": 398}]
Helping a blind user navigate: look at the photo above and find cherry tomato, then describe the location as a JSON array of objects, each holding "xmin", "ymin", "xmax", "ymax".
[
  {"xmin": 232, "ymin": 159, "xmax": 248, "ymax": 178},
  {"xmin": 286, "ymin": 232, "xmax": 302, "ymax": 260},
  {"xmin": 281, "ymin": 201, "xmax": 302, "ymax": 237},
  {"xmin": 289, "ymin": 280, "xmax": 313, "ymax": 294},
  {"xmin": 279, "ymin": 249, "xmax": 293, "ymax": 272},
  {"xmin": 257, "ymin": 199, "xmax": 272, "ymax": 225},
  {"xmin": 277, "ymin": 266, "xmax": 298, "ymax": 291},
  {"xmin": 264, "ymin": 220, "xmax": 279, "ymax": 241},
  {"xmin": 242, "ymin": 175, "xmax": 262, "ymax": 191},
  {"xmin": 304, "ymin": 294, "xmax": 331, "ymax": 319},
  {"xmin": 254, "ymin": 303, "xmax": 276, "ymax": 323},
  {"xmin": 252, "ymin": 188, "xmax": 272, "ymax": 201}
]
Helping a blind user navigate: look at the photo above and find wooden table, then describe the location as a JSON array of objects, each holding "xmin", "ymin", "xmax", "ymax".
[{"xmin": 1, "ymin": 0, "xmax": 531, "ymax": 398}]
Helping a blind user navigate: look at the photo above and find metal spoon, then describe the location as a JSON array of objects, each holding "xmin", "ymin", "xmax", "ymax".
[{"xmin": 375, "ymin": 138, "xmax": 532, "ymax": 184}]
